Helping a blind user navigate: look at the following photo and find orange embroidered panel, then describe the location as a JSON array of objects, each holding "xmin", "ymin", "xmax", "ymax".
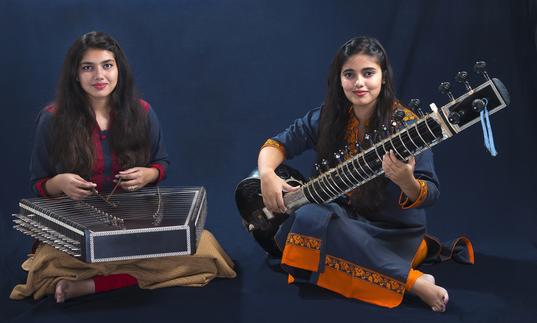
[
  {"xmin": 344, "ymin": 108, "xmax": 362, "ymax": 156},
  {"xmin": 324, "ymin": 255, "xmax": 405, "ymax": 295},
  {"xmin": 402, "ymin": 107, "xmax": 418, "ymax": 122},
  {"xmin": 286, "ymin": 233, "xmax": 321, "ymax": 250}
]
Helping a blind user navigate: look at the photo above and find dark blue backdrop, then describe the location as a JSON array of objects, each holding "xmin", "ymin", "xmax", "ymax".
[{"xmin": 1, "ymin": 1, "xmax": 536, "ymax": 322}]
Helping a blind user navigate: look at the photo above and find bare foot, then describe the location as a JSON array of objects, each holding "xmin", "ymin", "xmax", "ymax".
[
  {"xmin": 421, "ymin": 273, "xmax": 435, "ymax": 285},
  {"xmin": 409, "ymin": 275, "xmax": 449, "ymax": 312},
  {"xmin": 55, "ymin": 279, "xmax": 95, "ymax": 303}
]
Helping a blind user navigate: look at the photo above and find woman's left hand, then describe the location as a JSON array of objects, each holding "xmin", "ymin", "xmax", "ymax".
[
  {"xmin": 383, "ymin": 150, "xmax": 421, "ymax": 201},
  {"xmin": 116, "ymin": 167, "xmax": 159, "ymax": 191},
  {"xmin": 382, "ymin": 150, "xmax": 416, "ymax": 188}
]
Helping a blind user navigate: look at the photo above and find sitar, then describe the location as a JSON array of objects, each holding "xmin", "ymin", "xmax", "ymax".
[{"xmin": 235, "ymin": 62, "xmax": 510, "ymax": 256}]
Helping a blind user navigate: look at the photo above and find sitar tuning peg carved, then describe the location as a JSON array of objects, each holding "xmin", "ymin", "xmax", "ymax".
[
  {"xmin": 472, "ymin": 98, "xmax": 486, "ymax": 112},
  {"xmin": 473, "ymin": 61, "xmax": 490, "ymax": 81},
  {"xmin": 390, "ymin": 119, "xmax": 397, "ymax": 133},
  {"xmin": 314, "ymin": 163, "xmax": 321, "ymax": 175},
  {"xmin": 408, "ymin": 98, "xmax": 424, "ymax": 116},
  {"xmin": 393, "ymin": 110, "xmax": 406, "ymax": 123},
  {"xmin": 354, "ymin": 142, "xmax": 362, "ymax": 153},
  {"xmin": 438, "ymin": 82, "xmax": 455, "ymax": 101},
  {"xmin": 381, "ymin": 124, "xmax": 389, "ymax": 137},
  {"xmin": 334, "ymin": 151, "xmax": 342, "ymax": 164},
  {"xmin": 364, "ymin": 133, "xmax": 374, "ymax": 147},
  {"xmin": 448, "ymin": 110, "xmax": 464, "ymax": 125},
  {"xmin": 340, "ymin": 145, "xmax": 349, "ymax": 158},
  {"xmin": 455, "ymin": 70, "xmax": 472, "ymax": 91},
  {"xmin": 321, "ymin": 159, "xmax": 329, "ymax": 171}
]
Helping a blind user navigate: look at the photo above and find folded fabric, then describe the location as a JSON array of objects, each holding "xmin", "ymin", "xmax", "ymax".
[{"xmin": 11, "ymin": 230, "xmax": 236, "ymax": 300}]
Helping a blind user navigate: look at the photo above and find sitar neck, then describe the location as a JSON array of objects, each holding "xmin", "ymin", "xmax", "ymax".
[
  {"xmin": 283, "ymin": 108, "xmax": 449, "ymax": 212},
  {"xmin": 283, "ymin": 76, "xmax": 509, "ymax": 213}
]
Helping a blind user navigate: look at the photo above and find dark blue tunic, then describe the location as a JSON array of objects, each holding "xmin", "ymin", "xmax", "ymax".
[
  {"xmin": 29, "ymin": 100, "xmax": 169, "ymax": 196},
  {"xmin": 269, "ymin": 106, "xmax": 441, "ymax": 307}
]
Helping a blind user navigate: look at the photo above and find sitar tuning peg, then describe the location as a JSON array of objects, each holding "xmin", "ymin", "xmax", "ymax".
[
  {"xmin": 472, "ymin": 98, "xmax": 486, "ymax": 112},
  {"xmin": 314, "ymin": 163, "xmax": 321, "ymax": 175},
  {"xmin": 354, "ymin": 142, "xmax": 362, "ymax": 153},
  {"xmin": 381, "ymin": 124, "xmax": 389, "ymax": 136},
  {"xmin": 474, "ymin": 61, "xmax": 490, "ymax": 81},
  {"xmin": 390, "ymin": 119, "xmax": 397, "ymax": 133},
  {"xmin": 408, "ymin": 98, "xmax": 424, "ymax": 116},
  {"xmin": 364, "ymin": 133, "xmax": 374, "ymax": 147},
  {"xmin": 340, "ymin": 146, "xmax": 349, "ymax": 158},
  {"xmin": 333, "ymin": 151, "xmax": 342, "ymax": 164},
  {"xmin": 448, "ymin": 110, "xmax": 464, "ymax": 125},
  {"xmin": 438, "ymin": 82, "xmax": 455, "ymax": 101},
  {"xmin": 455, "ymin": 70, "xmax": 472, "ymax": 91},
  {"xmin": 393, "ymin": 110, "xmax": 406, "ymax": 123},
  {"xmin": 321, "ymin": 159, "xmax": 329, "ymax": 171}
]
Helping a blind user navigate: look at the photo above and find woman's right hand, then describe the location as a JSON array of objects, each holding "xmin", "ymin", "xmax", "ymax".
[
  {"xmin": 47, "ymin": 173, "xmax": 97, "ymax": 200},
  {"xmin": 260, "ymin": 170, "xmax": 300, "ymax": 214}
]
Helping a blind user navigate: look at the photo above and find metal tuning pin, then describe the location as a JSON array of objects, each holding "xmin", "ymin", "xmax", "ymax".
[
  {"xmin": 364, "ymin": 133, "xmax": 374, "ymax": 147},
  {"xmin": 382, "ymin": 124, "xmax": 389, "ymax": 137},
  {"xmin": 314, "ymin": 163, "xmax": 321, "ymax": 175},
  {"xmin": 449, "ymin": 95, "xmax": 485, "ymax": 126},
  {"xmin": 390, "ymin": 119, "xmax": 398, "ymax": 133},
  {"xmin": 393, "ymin": 110, "xmax": 406, "ymax": 123},
  {"xmin": 408, "ymin": 98, "xmax": 424, "ymax": 116},
  {"xmin": 354, "ymin": 142, "xmax": 362, "ymax": 153},
  {"xmin": 342, "ymin": 145, "xmax": 349, "ymax": 157},
  {"xmin": 473, "ymin": 61, "xmax": 490, "ymax": 81},
  {"xmin": 472, "ymin": 98, "xmax": 486, "ymax": 112},
  {"xmin": 448, "ymin": 110, "xmax": 464, "ymax": 125},
  {"xmin": 455, "ymin": 71, "xmax": 472, "ymax": 91},
  {"xmin": 334, "ymin": 151, "xmax": 342, "ymax": 164},
  {"xmin": 321, "ymin": 159, "xmax": 329, "ymax": 171},
  {"xmin": 438, "ymin": 82, "xmax": 455, "ymax": 101}
]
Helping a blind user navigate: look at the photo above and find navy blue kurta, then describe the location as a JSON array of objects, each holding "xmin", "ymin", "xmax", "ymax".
[
  {"xmin": 29, "ymin": 99, "xmax": 169, "ymax": 196},
  {"xmin": 268, "ymin": 106, "xmax": 442, "ymax": 307}
]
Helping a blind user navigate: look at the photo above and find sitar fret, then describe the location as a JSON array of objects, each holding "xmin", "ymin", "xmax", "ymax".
[{"xmin": 302, "ymin": 115, "xmax": 444, "ymax": 205}]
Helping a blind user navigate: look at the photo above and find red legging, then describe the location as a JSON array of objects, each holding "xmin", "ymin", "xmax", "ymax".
[
  {"xmin": 93, "ymin": 274, "xmax": 138, "ymax": 293},
  {"xmin": 32, "ymin": 241, "xmax": 138, "ymax": 293}
]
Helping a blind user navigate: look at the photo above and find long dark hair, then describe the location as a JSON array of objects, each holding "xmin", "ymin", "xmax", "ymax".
[
  {"xmin": 50, "ymin": 31, "xmax": 150, "ymax": 177},
  {"xmin": 317, "ymin": 36, "xmax": 396, "ymax": 217}
]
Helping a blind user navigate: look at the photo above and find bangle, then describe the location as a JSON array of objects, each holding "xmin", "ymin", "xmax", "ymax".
[{"xmin": 42, "ymin": 179, "xmax": 51, "ymax": 197}]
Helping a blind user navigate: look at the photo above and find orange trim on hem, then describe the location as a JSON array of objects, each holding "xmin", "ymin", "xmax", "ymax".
[
  {"xmin": 281, "ymin": 232, "xmax": 426, "ymax": 308},
  {"xmin": 411, "ymin": 239, "xmax": 428, "ymax": 268},
  {"xmin": 281, "ymin": 244, "xmax": 320, "ymax": 272},
  {"xmin": 261, "ymin": 139, "xmax": 286, "ymax": 157},
  {"xmin": 317, "ymin": 265, "xmax": 404, "ymax": 308},
  {"xmin": 405, "ymin": 269, "xmax": 424, "ymax": 290},
  {"xmin": 399, "ymin": 179, "xmax": 428, "ymax": 209},
  {"xmin": 465, "ymin": 238, "xmax": 475, "ymax": 264},
  {"xmin": 288, "ymin": 274, "xmax": 295, "ymax": 284},
  {"xmin": 453, "ymin": 236, "xmax": 475, "ymax": 264}
]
